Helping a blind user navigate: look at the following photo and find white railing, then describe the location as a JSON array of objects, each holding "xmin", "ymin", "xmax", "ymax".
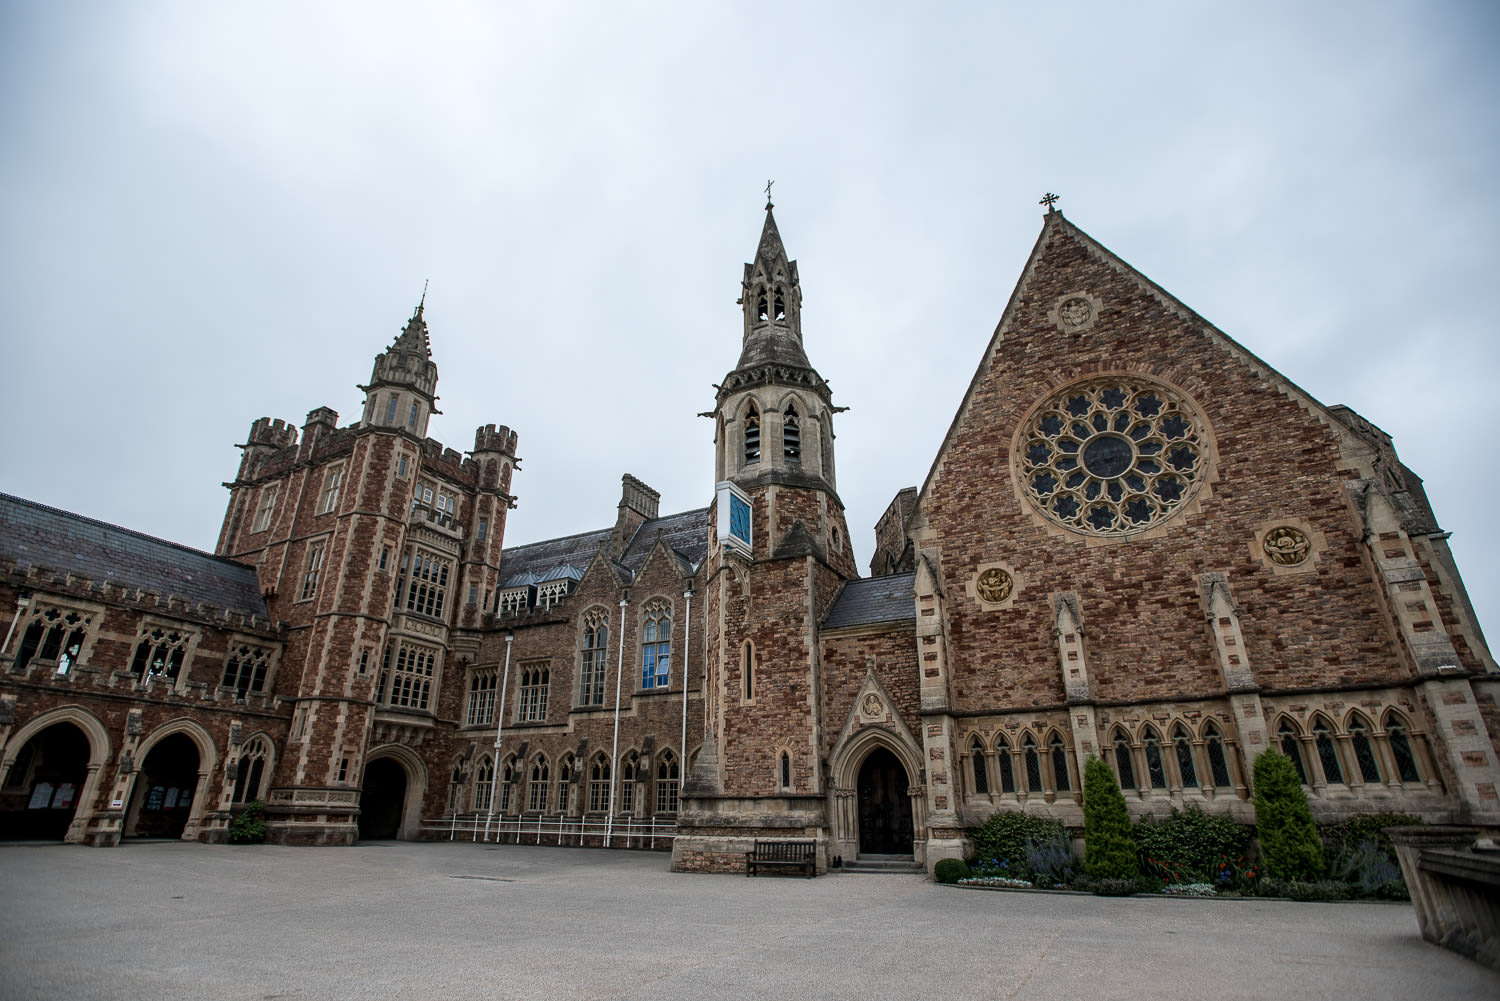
[{"xmin": 421, "ymin": 813, "xmax": 677, "ymax": 851}]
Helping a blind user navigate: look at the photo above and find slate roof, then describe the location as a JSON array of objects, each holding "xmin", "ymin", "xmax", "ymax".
[
  {"xmin": 0, "ymin": 492, "xmax": 268, "ymax": 617},
  {"xmin": 498, "ymin": 507, "xmax": 710, "ymax": 588},
  {"xmin": 822, "ymin": 572, "xmax": 917, "ymax": 630}
]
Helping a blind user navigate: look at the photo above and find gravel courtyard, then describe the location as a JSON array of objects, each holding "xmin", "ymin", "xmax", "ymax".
[{"xmin": 1, "ymin": 840, "xmax": 1494, "ymax": 1001}]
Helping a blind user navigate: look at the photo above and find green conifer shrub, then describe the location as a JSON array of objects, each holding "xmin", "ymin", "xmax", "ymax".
[
  {"xmin": 1082, "ymin": 755, "xmax": 1138, "ymax": 880},
  {"xmin": 1252, "ymin": 750, "xmax": 1324, "ymax": 880},
  {"xmin": 934, "ymin": 858, "xmax": 970, "ymax": 884}
]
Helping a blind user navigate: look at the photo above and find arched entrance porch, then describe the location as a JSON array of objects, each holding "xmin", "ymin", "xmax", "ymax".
[
  {"xmin": 857, "ymin": 747, "xmax": 915, "ymax": 854},
  {"xmin": 0, "ymin": 722, "xmax": 90, "ymax": 840},
  {"xmin": 358, "ymin": 746, "xmax": 426, "ymax": 841},
  {"xmin": 827, "ymin": 728, "xmax": 926, "ymax": 866},
  {"xmin": 125, "ymin": 733, "xmax": 200, "ymax": 839}
]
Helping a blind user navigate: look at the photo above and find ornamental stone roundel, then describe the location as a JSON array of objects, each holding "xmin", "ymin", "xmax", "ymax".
[
  {"xmin": 1262, "ymin": 525, "xmax": 1311, "ymax": 566},
  {"xmin": 860, "ymin": 693, "xmax": 883, "ymax": 719},
  {"xmin": 976, "ymin": 567, "xmax": 1014, "ymax": 603},
  {"xmin": 1015, "ymin": 377, "xmax": 1212, "ymax": 538}
]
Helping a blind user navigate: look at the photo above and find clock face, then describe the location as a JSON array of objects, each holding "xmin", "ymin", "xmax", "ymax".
[{"xmin": 730, "ymin": 495, "xmax": 751, "ymax": 544}]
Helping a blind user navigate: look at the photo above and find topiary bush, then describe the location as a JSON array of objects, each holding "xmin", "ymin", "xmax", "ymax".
[
  {"xmin": 968, "ymin": 811, "xmax": 1066, "ymax": 873},
  {"xmin": 1133, "ymin": 805, "xmax": 1250, "ymax": 884},
  {"xmin": 227, "ymin": 800, "xmax": 267, "ymax": 845},
  {"xmin": 1252, "ymin": 750, "xmax": 1325, "ymax": 880},
  {"xmin": 1082, "ymin": 755, "xmax": 1139, "ymax": 880},
  {"xmin": 934, "ymin": 858, "xmax": 971, "ymax": 884}
]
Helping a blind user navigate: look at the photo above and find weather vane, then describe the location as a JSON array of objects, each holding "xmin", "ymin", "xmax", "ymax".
[
  {"xmin": 1040, "ymin": 192, "xmax": 1060, "ymax": 212},
  {"xmin": 765, "ymin": 179, "xmax": 775, "ymax": 206}
]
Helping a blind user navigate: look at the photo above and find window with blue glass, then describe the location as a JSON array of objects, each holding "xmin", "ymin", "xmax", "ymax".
[{"xmin": 640, "ymin": 599, "xmax": 671, "ymax": 689}]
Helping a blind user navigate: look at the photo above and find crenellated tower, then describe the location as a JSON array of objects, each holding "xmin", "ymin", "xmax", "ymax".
[{"xmin": 674, "ymin": 201, "xmax": 857, "ymax": 872}]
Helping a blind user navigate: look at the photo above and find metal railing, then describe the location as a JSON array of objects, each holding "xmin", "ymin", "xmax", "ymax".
[{"xmin": 421, "ymin": 813, "xmax": 677, "ymax": 851}]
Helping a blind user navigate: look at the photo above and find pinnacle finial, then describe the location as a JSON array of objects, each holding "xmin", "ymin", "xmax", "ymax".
[
  {"xmin": 415, "ymin": 279, "xmax": 429, "ymax": 318},
  {"xmin": 765, "ymin": 178, "xmax": 774, "ymax": 210},
  {"xmin": 1040, "ymin": 192, "xmax": 1060, "ymax": 213}
]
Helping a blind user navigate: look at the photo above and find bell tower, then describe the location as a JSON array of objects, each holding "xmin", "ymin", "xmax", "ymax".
[{"xmin": 674, "ymin": 200, "xmax": 856, "ymax": 873}]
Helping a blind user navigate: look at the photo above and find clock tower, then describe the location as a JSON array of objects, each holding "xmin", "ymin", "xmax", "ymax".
[{"xmin": 673, "ymin": 201, "xmax": 857, "ymax": 872}]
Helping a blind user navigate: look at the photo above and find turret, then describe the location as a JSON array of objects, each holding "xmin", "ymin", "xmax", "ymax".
[{"xmin": 359, "ymin": 294, "xmax": 441, "ymax": 437}]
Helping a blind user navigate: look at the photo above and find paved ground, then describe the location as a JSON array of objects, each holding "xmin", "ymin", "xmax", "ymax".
[{"xmin": 0, "ymin": 840, "xmax": 1495, "ymax": 1001}]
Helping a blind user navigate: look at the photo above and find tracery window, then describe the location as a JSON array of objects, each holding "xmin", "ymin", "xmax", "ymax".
[
  {"xmin": 517, "ymin": 663, "xmax": 549, "ymax": 723},
  {"xmin": 1172, "ymin": 724, "xmax": 1199, "ymax": 788},
  {"xmin": 1143, "ymin": 729, "xmax": 1168, "ymax": 789},
  {"xmin": 995, "ymin": 736, "xmax": 1015, "ymax": 793},
  {"xmin": 222, "ymin": 644, "xmax": 271, "ymax": 696},
  {"xmin": 579, "ymin": 608, "xmax": 609, "ymax": 707},
  {"xmin": 528, "ymin": 759, "xmax": 550, "ymax": 812},
  {"xmin": 1279, "ymin": 721, "xmax": 1309, "ymax": 784},
  {"xmin": 1348, "ymin": 716, "xmax": 1382, "ymax": 784},
  {"xmin": 12, "ymin": 604, "xmax": 94, "ymax": 675},
  {"xmin": 558, "ymin": 755, "xmax": 575, "ymax": 813},
  {"xmin": 588, "ymin": 756, "xmax": 610, "ymax": 813},
  {"xmin": 1023, "ymin": 735, "xmax": 1043, "ymax": 793},
  {"xmin": 384, "ymin": 640, "xmax": 437, "ymax": 710},
  {"xmin": 398, "ymin": 549, "xmax": 450, "ymax": 619},
  {"xmin": 497, "ymin": 757, "xmax": 514, "ymax": 812},
  {"xmin": 1049, "ymin": 734, "xmax": 1071, "ymax": 792},
  {"xmin": 620, "ymin": 753, "xmax": 638, "ymax": 813},
  {"xmin": 1018, "ymin": 378, "xmax": 1208, "ymax": 536},
  {"xmin": 744, "ymin": 404, "xmax": 761, "ymax": 465},
  {"xmin": 474, "ymin": 756, "xmax": 495, "ymax": 812},
  {"xmin": 641, "ymin": 599, "xmax": 671, "ymax": 690},
  {"xmin": 231, "ymin": 737, "xmax": 270, "ymax": 803},
  {"xmin": 969, "ymin": 738, "xmax": 989, "ymax": 795},
  {"xmin": 1204, "ymin": 723, "xmax": 1232, "ymax": 788},
  {"xmin": 1313, "ymin": 719, "xmax": 1344, "ymax": 784},
  {"xmin": 447, "ymin": 765, "xmax": 465, "ymax": 812},
  {"xmin": 466, "ymin": 668, "xmax": 497, "ymax": 726},
  {"xmin": 1384, "ymin": 713, "xmax": 1422, "ymax": 783},
  {"xmin": 130, "ymin": 625, "xmax": 192, "ymax": 682},
  {"xmin": 1112, "ymin": 732, "xmax": 1136, "ymax": 789},
  {"xmin": 656, "ymin": 750, "xmax": 679, "ymax": 813},
  {"xmin": 251, "ymin": 486, "xmax": 278, "ymax": 533},
  {"xmin": 783, "ymin": 405, "xmax": 800, "ymax": 462}
]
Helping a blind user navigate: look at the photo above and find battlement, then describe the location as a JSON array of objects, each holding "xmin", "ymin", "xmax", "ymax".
[
  {"xmin": 303, "ymin": 407, "xmax": 339, "ymax": 431},
  {"xmin": 245, "ymin": 417, "xmax": 298, "ymax": 450},
  {"xmin": 473, "ymin": 423, "xmax": 519, "ymax": 456}
]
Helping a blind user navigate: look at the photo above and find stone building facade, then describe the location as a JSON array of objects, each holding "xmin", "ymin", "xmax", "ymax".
[{"xmin": 1, "ymin": 204, "xmax": 1496, "ymax": 867}]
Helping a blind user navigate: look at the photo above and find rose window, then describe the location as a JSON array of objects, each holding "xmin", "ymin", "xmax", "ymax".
[{"xmin": 1018, "ymin": 379, "xmax": 1208, "ymax": 536}]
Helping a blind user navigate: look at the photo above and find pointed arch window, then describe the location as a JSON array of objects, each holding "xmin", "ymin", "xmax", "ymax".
[
  {"xmin": 620, "ymin": 752, "xmax": 639, "ymax": 813},
  {"xmin": 773, "ymin": 290, "xmax": 785, "ymax": 321},
  {"xmin": 969, "ymin": 738, "xmax": 989, "ymax": 795},
  {"xmin": 1384, "ymin": 714, "xmax": 1422, "ymax": 783},
  {"xmin": 579, "ymin": 608, "xmax": 609, "ymax": 707},
  {"xmin": 783, "ymin": 405, "xmax": 800, "ymax": 463},
  {"xmin": 1203, "ymin": 723, "xmax": 1232, "ymax": 788},
  {"xmin": 447, "ymin": 764, "xmax": 466, "ymax": 813},
  {"xmin": 656, "ymin": 750, "xmax": 679, "ymax": 813},
  {"xmin": 517, "ymin": 662, "xmax": 549, "ymax": 723},
  {"xmin": 641, "ymin": 599, "xmax": 671, "ymax": 689},
  {"xmin": 1049, "ymin": 735, "xmax": 1071, "ymax": 792},
  {"xmin": 995, "ymin": 736, "xmax": 1015, "ymax": 793},
  {"xmin": 130, "ymin": 625, "xmax": 189, "ymax": 682},
  {"xmin": 756, "ymin": 291, "xmax": 769, "ymax": 321},
  {"xmin": 222, "ymin": 644, "xmax": 271, "ymax": 697},
  {"xmin": 558, "ymin": 755, "xmax": 575, "ymax": 814},
  {"xmin": 384, "ymin": 394, "xmax": 399, "ymax": 423},
  {"xmin": 1349, "ymin": 717, "xmax": 1382, "ymax": 783},
  {"xmin": 588, "ymin": 756, "xmax": 611, "ymax": 813},
  {"xmin": 474, "ymin": 755, "xmax": 495, "ymax": 813},
  {"xmin": 1143, "ymin": 730, "xmax": 1168, "ymax": 789},
  {"xmin": 1023, "ymin": 735, "xmax": 1043, "ymax": 793},
  {"xmin": 1172, "ymin": 724, "xmax": 1199, "ymax": 788},
  {"xmin": 1314, "ymin": 719, "xmax": 1344, "ymax": 784},
  {"xmin": 1279, "ymin": 721, "xmax": 1308, "ymax": 783},
  {"xmin": 744, "ymin": 404, "xmax": 761, "ymax": 465},
  {"xmin": 1112, "ymin": 732, "xmax": 1136, "ymax": 789},
  {"xmin": 231, "ymin": 737, "xmax": 269, "ymax": 804},
  {"xmin": 528, "ymin": 758, "xmax": 550, "ymax": 812},
  {"xmin": 498, "ymin": 757, "xmax": 515, "ymax": 812}
]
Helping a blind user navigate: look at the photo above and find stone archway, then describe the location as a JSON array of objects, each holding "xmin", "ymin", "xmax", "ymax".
[
  {"xmin": 358, "ymin": 758, "xmax": 407, "ymax": 840},
  {"xmin": 0, "ymin": 722, "xmax": 91, "ymax": 840},
  {"xmin": 1, "ymin": 706, "xmax": 112, "ymax": 844},
  {"xmin": 856, "ymin": 747, "xmax": 915, "ymax": 855},
  {"xmin": 125, "ymin": 734, "xmax": 201, "ymax": 839}
]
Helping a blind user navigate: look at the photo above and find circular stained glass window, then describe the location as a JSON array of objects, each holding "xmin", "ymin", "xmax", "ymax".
[{"xmin": 1017, "ymin": 378, "xmax": 1208, "ymax": 536}]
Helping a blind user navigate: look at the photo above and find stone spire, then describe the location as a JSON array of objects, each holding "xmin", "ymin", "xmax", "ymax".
[
  {"xmin": 359, "ymin": 295, "xmax": 440, "ymax": 435},
  {"xmin": 738, "ymin": 201, "xmax": 808, "ymax": 365}
]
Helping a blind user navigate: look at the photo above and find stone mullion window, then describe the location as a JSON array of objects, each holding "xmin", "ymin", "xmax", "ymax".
[
  {"xmin": 527, "ymin": 759, "xmax": 550, "ymax": 813},
  {"xmin": 251, "ymin": 486, "xmax": 279, "ymax": 533},
  {"xmin": 474, "ymin": 756, "xmax": 495, "ymax": 812},
  {"xmin": 1111, "ymin": 733, "xmax": 1137, "ymax": 791},
  {"xmin": 402, "ymin": 549, "xmax": 451, "ymax": 619},
  {"xmin": 1203, "ymin": 724, "xmax": 1234, "ymax": 791},
  {"xmin": 1142, "ymin": 730, "xmax": 1169, "ymax": 790},
  {"xmin": 1311, "ymin": 720, "xmax": 1344, "ymax": 787},
  {"xmin": 466, "ymin": 668, "xmax": 498, "ymax": 727},
  {"xmin": 11, "ymin": 604, "xmax": 96, "ymax": 676},
  {"xmin": 656, "ymin": 751, "xmax": 679, "ymax": 814},
  {"xmin": 300, "ymin": 540, "xmax": 327, "ymax": 601},
  {"xmin": 221, "ymin": 644, "xmax": 271, "ymax": 696},
  {"xmin": 317, "ymin": 464, "xmax": 345, "ymax": 515},
  {"xmin": 1380, "ymin": 714, "xmax": 1425, "ymax": 786},
  {"xmin": 995, "ymin": 739, "xmax": 1016, "ymax": 795},
  {"xmin": 1346, "ymin": 718, "xmax": 1383, "ymax": 786},
  {"xmin": 588, "ymin": 757, "xmax": 610, "ymax": 813},
  {"xmin": 619, "ymin": 753, "xmax": 639, "ymax": 814},
  {"xmin": 387, "ymin": 641, "xmax": 437, "ymax": 711},
  {"xmin": 516, "ymin": 664, "xmax": 550, "ymax": 723},
  {"xmin": 966, "ymin": 739, "xmax": 989, "ymax": 796},
  {"xmin": 1047, "ymin": 734, "xmax": 1072, "ymax": 797},
  {"xmin": 129, "ymin": 625, "xmax": 194, "ymax": 684},
  {"xmin": 640, "ymin": 599, "xmax": 671, "ymax": 690},
  {"xmin": 1021, "ymin": 735, "xmax": 1043, "ymax": 796},
  {"xmin": 578, "ymin": 609, "xmax": 609, "ymax": 707}
]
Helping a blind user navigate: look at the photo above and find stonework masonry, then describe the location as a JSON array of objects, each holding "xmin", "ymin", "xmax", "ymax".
[{"xmin": 1, "ymin": 205, "xmax": 1495, "ymax": 869}]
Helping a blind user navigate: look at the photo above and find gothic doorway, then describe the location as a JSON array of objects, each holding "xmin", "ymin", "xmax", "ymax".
[
  {"xmin": 358, "ymin": 757, "xmax": 407, "ymax": 840},
  {"xmin": 856, "ymin": 747, "xmax": 914, "ymax": 855},
  {"xmin": 126, "ymin": 733, "xmax": 200, "ymax": 839},
  {"xmin": 0, "ymin": 722, "xmax": 90, "ymax": 840}
]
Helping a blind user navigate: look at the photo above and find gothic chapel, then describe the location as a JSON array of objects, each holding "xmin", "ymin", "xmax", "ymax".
[{"xmin": 1, "ymin": 202, "xmax": 1495, "ymax": 871}]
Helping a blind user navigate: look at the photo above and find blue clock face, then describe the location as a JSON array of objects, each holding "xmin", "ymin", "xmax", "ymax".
[{"xmin": 729, "ymin": 495, "xmax": 751, "ymax": 544}]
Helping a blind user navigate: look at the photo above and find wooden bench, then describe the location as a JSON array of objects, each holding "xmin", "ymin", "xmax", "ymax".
[{"xmin": 745, "ymin": 839, "xmax": 817, "ymax": 878}]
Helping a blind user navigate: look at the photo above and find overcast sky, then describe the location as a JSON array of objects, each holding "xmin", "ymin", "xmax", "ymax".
[{"xmin": 3, "ymin": 2, "xmax": 1497, "ymax": 645}]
